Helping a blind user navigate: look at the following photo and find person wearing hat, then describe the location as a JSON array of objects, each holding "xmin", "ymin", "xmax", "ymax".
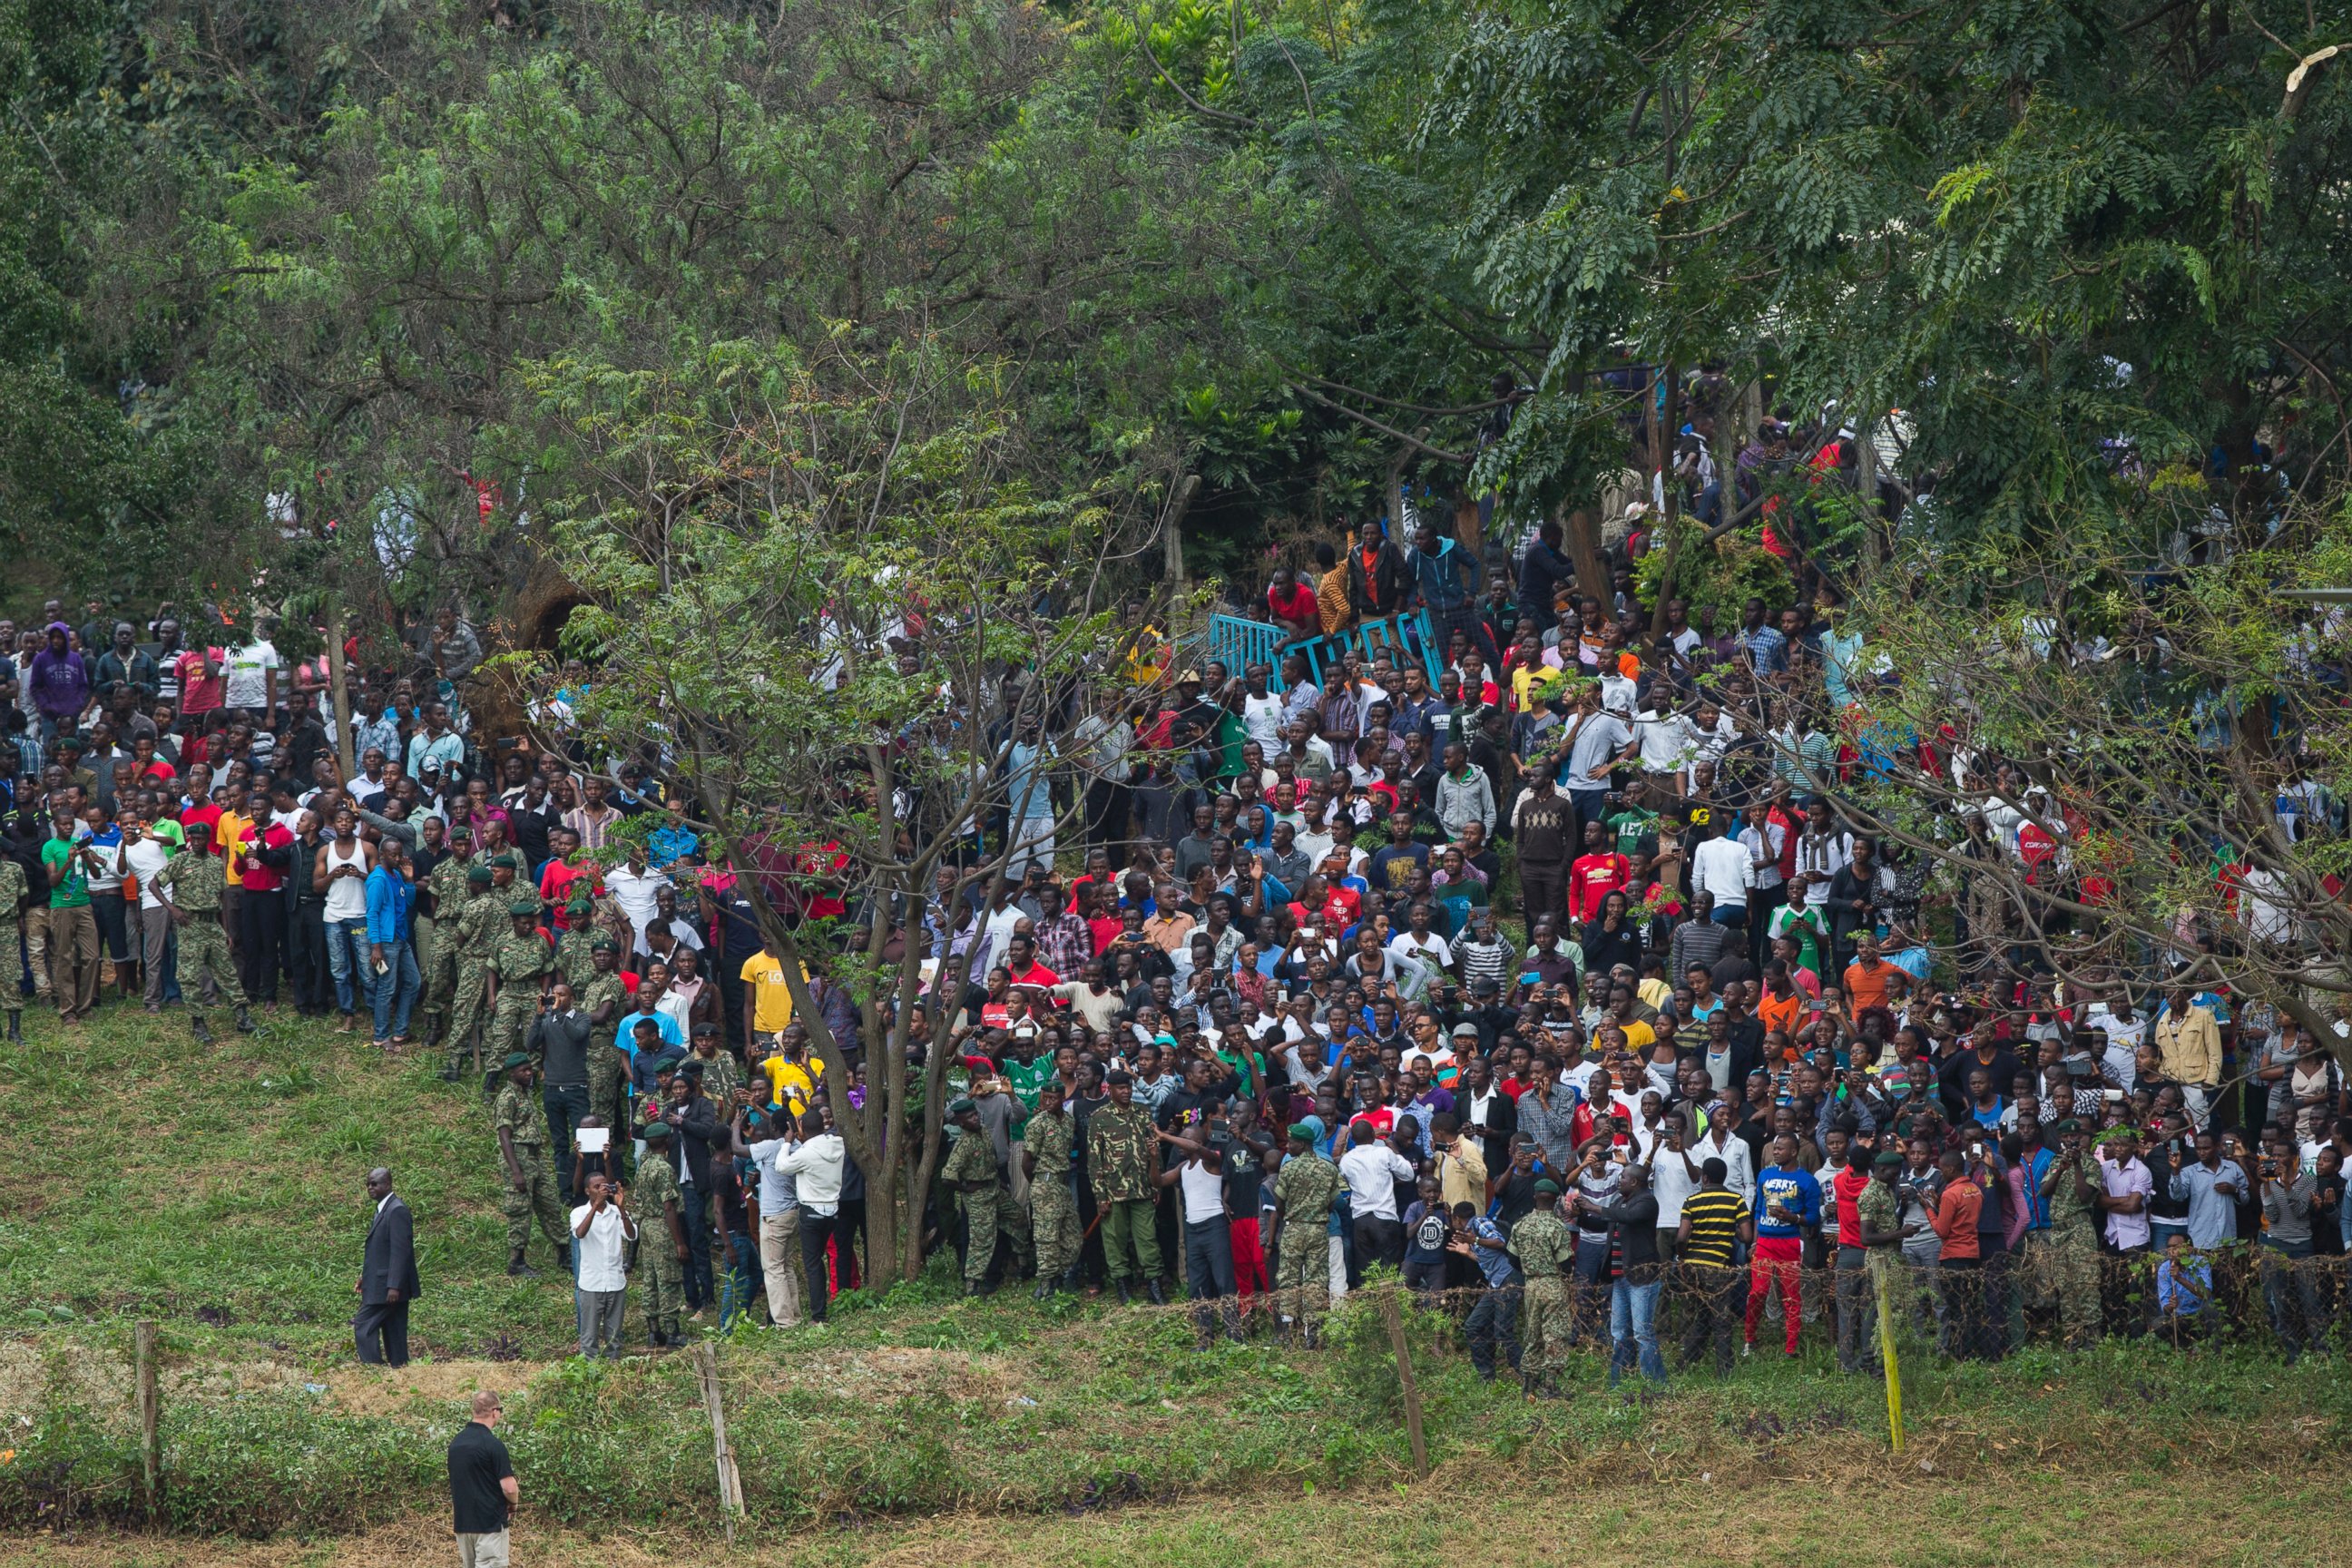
[
  {"xmin": 438, "ymin": 862, "xmax": 505, "ymax": 1083},
  {"xmin": 1506, "ymin": 1176, "xmax": 1574, "ymax": 1396},
  {"xmin": 939, "ymin": 1098, "xmax": 1004, "ymax": 1297},
  {"xmin": 484, "ymin": 895, "xmax": 555, "ymax": 1091},
  {"xmin": 493, "ymin": 1053, "xmax": 570, "ymax": 1278},
  {"xmin": 1268, "ymin": 1121, "xmax": 1342, "ymax": 1343},
  {"xmin": 2039, "ymin": 1118, "xmax": 2103, "ymax": 1349},
  {"xmin": 631, "ymin": 1120, "xmax": 690, "ymax": 1348}
]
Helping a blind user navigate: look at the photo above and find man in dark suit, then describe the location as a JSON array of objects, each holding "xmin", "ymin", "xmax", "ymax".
[{"xmin": 357, "ymin": 1166, "xmax": 419, "ymax": 1367}]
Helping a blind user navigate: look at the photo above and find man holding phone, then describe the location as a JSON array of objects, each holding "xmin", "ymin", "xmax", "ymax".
[
  {"xmin": 39, "ymin": 808, "xmax": 104, "ymax": 1023},
  {"xmin": 569, "ymin": 1171, "xmax": 636, "ymax": 1357}
]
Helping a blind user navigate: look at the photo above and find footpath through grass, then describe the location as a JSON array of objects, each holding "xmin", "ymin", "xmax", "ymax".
[{"xmin": 3, "ymin": 1006, "xmax": 2350, "ymax": 1554}]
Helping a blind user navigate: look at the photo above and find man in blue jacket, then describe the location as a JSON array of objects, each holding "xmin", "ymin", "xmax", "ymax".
[{"xmin": 365, "ymin": 835, "xmax": 420, "ymax": 1048}]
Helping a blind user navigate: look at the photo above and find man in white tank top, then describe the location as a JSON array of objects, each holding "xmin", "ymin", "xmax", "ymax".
[{"xmin": 318, "ymin": 823, "xmax": 374, "ymax": 1030}]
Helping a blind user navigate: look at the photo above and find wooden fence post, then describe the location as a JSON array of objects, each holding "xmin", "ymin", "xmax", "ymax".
[
  {"xmin": 134, "ymin": 1320, "xmax": 161, "ymax": 1516},
  {"xmin": 1378, "ymin": 1288, "xmax": 1429, "ymax": 1479},
  {"xmin": 691, "ymin": 1342, "xmax": 745, "ymax": 1541}
]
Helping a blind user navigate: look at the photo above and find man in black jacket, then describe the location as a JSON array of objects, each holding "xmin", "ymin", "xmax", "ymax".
[
  {"xmin": 660, "ymin": 1064, "xmax": 724, "ymax": 1314},
  {"xmin": 356, "ymin": 1167, "xmax": 419, "ymax": 1367},
  {"xmin": 1346, "ymin": 519, "xmax": 1413, "ymax": 623}
]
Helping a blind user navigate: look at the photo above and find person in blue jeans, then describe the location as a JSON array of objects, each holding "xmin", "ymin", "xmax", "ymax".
[
  {"xmin": 364, "ymin": 837, "xmax": 421, "ymax": 1046},
  {"xmin": 1581, "ymin": 1159, "xmax": 1668, "ymax": 1387}
]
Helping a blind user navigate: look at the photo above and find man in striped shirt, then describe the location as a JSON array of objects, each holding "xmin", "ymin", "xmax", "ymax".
[{"xmin": 1676, "ymin": 1159, "xmax": 1753, "ymax": 1376}]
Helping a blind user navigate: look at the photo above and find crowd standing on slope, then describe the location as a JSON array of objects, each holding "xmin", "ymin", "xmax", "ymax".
[{"xmin": 5, "ymin": 420, "xmax": 2348, "ymax": 1383}]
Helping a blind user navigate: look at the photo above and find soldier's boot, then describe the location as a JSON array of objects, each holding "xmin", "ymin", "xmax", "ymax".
[
  {"xmin": 506, "ymin": 1248, "xmax": 537, "ymax": 1278},
  {"xmin": 1302, "ymin": 1322, "xmax": 1320, "ymax": 1350},
  {"xmin": 1145, "ymin": 1279, "xmax": 1168, "ymax": 1307},
  {"xmin": 5, "ymin": 1010, "xmax": 18, "ymax": 1043},
  {"xmin": 556, "ymin": 1244, "xmax": 572, "ymax": 1271},
  {"xmin": 1115, "ymin": 1280, "xmax": 1134, "ymax": 1306},
  {"xmin": 437, "ymin": 1063, "xmax": 461, "ymax": 1083},
  {"xmin": 965, "ymin": 1280, "xmax": 987, "ymax": 1298},
  {"xmin": 234, "ymin": 1004, "xmax": 257, "ymax": 1034},
  {"xmin": 191, "ymin": 1013, "xmax": 213, "ymax": 1044},
  {"xmin": 1033, "ymin": 1277, "xmax": 1054, "ymax": 1302}
]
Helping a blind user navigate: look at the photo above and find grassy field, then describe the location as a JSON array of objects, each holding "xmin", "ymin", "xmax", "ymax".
[{"xmin": 4, "ymin": 1004, "xmax": 2350, "ymax": 1560}]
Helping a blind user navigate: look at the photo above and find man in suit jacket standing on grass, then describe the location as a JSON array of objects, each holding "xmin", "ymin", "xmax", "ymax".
[{"xmin": 357, "ymin": 1166, "xmax": 420, "ymax": 1367}]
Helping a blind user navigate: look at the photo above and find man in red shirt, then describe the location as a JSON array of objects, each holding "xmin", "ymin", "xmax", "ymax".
[
  {"xmin": 536, "ymin": 829, "xmax": 603, "ymax": 938},
  {"xmin": 1266, "ymin": 570, "xmax": 1319, "ymax": 637},
  {"xmin": 173, "ymin": 645, "xmax": 226, "ymax": 734},
  {"xmin": 1002, "ymin": 933, "xmax": 1061, "ymax": 991},
  {"xmin": 1567, "ymin": 820, "xmax": 1632, "ymax": 926},
  {"xmin": 1828, "ymin": 1146, "xmax": 1874, "ymax": 1372}
]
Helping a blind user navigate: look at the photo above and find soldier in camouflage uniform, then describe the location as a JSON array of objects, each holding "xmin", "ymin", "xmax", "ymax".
[
  {"xmin": 555, "ymin": 894, "xmax": 602, "ymax": 995},
  {"xmin": 151, "ymin": 822, "xmax": 255, "ymax": 1043},
  {"xmin": 416, "ymin": 824, "xmax": 475, "ymax": 1047},
  {"xmin": 1086, "ymin": 1070, "xmax": 1166, "ymax": 1303},
  {"xmin": 441, "ymin": 865, "xmax": 505, "ymax": 1082},
  {"xmin": 1851, "ymin": 1152, "xmax": 1907, "ymax": 1373},
  {"xmin": 577, "ymin": 936, "xmax": 632, "ymax": 1146},
  {"xmin": 632, "ymin": 1121, "xmax": 689, "ymax": 1347},
  {"xmin": 0, "ymin": 855, "xmax": 25, "ymax": 1042},
  {"xmin": 1508, "ymin": 1180, "xmax": 1575, "ymax": 1396},
  {"xmin": 1270, "ymin": 1123, "xmax": 1342, "ymax": 1341},
  {"xmin": 1023, "ymin": 1078, "xmax": 1082, "ymax": 1298},
  {"xmin": 940, "ymin": 1097, "xmax": 1004, "ymax": 1296},
  {"xmin": 688, "ymin": 1022, "xmax": 742, "ymax": 1110},
  {"xmin": 493, "ymin": 1052, "xmax": 569, "ymax": 1276},
  {"xmin": 2040, "ymin": 1121, "xmax": 2104, "ymax": 1349},
  {"xmin": 484, "ymin": 897, "xmax": 554, "ymax": 1101}
]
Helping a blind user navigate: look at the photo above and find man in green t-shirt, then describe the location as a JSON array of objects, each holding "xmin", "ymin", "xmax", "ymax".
[{"xmin": 40, "ymin": 809, "xmax": 103, "ymax": 1021}]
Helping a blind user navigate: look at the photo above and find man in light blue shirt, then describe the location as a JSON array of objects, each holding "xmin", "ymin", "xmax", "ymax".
[
  {"xmin": 2165, "ymin": 1131, "xmax": 2248, "ymax": 1250},
  {"xmin": 364, "ymin": 836, "xmax": 420, "ymax": 1046}
]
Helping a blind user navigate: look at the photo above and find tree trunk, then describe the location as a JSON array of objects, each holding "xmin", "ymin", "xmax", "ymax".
[
  {"xmin": 1645, "ymin": 362, "xmax": 1684, "ymax": 646},
  {"xmin": 1565, "ymin": 505, "xmax": 1608, "ymax": 604}
]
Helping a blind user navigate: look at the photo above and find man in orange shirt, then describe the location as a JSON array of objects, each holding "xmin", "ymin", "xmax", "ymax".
[
  {"xmin": 1842, "ymin": 933, "xmax": 1902, "ymax": 1014},
  {"xmin": 1756, "ymin": 964, "xmax": 1808, "ymax": 1038}
]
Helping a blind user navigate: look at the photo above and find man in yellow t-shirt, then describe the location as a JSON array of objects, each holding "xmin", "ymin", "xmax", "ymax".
[
  {"xmin": 740, "ymin": 941, "xmax": 806, "ymax": 1044},
  {"xmin": 217, "ymin": 795, "xmax": 254, "ymax": 965},
  {"xmin": 751, "ymin": 1038, "xmax": 816, "ymax": 1113}
]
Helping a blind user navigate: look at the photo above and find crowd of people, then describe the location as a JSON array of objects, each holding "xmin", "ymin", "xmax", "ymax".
[{"xmin": 7, "ymin": 482, "xmax": 2348, "ymax": 1384}]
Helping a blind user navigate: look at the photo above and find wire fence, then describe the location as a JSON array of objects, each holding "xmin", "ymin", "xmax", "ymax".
[{"xmin": 854, "ymin": 1242, "xmax": 2352, "ymax": 1367}]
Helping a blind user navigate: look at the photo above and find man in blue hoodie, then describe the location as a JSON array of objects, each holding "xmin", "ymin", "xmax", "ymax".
[{"xmin": 1410, "ymin": 522, "xmax": 1487, "ymax": 666}]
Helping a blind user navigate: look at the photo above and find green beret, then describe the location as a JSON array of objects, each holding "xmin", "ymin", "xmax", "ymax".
[
  {"xmin": 507, "ymin": 897, "xmax": 540, "ymax": 917},
  {"xmin": 467, "ymin": 866, "xmax": 493, "ymax": 886},
  {"xmin": 1533, "ymin": 1178, "xmax": 1563, "ymax": 1196},
  {"xmin": 501, "ymin": 1052, "xmax": 531, "ymax": 1069},
  {"xmin": 947, "ymin": 1097, "xmax": 977, "ymax": 1117},
  {"xmin": 1873, "ymin": 1151, "xmax": 1904, "ymax": 1169},
  {"xmin": 1288, "ymin": 1122, "xmax": 1317, "ymax": 1142},
  {"xmin": 641, "ymin": 1122, "xmax": 672, "ymax": 1141},
  {"xmin": 566, "ymin": 896, "xmax": 591, "ymax": 915},
  {"xmin": 2053, "ymin": 1118, "xmax": 2082, "ymax": 1134},
  {"xmin": 591, "ymin": 937, "xmax": 620, "ymax": 955}
]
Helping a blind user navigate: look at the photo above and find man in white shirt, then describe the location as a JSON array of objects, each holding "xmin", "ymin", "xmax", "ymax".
[
  {"xmin": 2085, "ymin": 996, "xmax": 2148, "ymax": 1090},
  {"xmin": 1633, "ymin": 706, "xmax": 1699, "ymax": 778},
  {"xmin": 222, "ymin": 629, "xmax": 281, "ymax": 717},
  {"xmin": 117, "ymin": 812, "xmax": 177, "ymax": 1011},
  {"xmin": 569, "ymin": 1173, "xmax": 637, "ymax": 1358},
  {"xmin": 1338, "ymin": 1121, "xmax": 1417, "ymax": 1271},
  {"xmin": 1689, "ymin": 825, "xmax": 1755, "ymax": 915},
  {"xmin": 603, "ymin": 847, "xmax": 669, "ymax": 944}
]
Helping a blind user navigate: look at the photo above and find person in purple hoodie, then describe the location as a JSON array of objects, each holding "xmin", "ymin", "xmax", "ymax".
[{"xmin": 28, "ymin": 623, "xmax": 90, "ymax": 742}]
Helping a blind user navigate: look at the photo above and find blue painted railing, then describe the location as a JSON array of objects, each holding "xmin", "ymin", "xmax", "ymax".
[{"xmin": 1207, "ymin": 609, "xmax": 1441, "ymax": 693}]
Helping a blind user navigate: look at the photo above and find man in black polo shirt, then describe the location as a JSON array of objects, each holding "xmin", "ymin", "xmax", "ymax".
[{"xmin": 446, "ymin": 1388, "xmax": 516, "ymax": 1566}]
